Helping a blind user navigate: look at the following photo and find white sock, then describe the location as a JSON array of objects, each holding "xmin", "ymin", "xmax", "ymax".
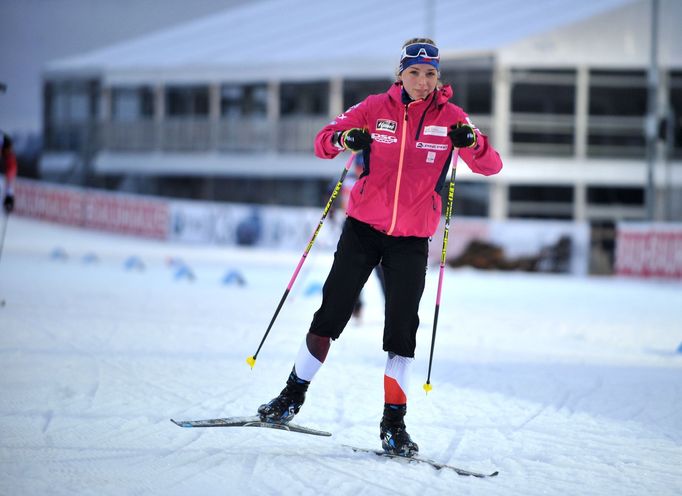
[{"xmin": 294, "ymin": 338, "xmax": 323, "ymax": 382}]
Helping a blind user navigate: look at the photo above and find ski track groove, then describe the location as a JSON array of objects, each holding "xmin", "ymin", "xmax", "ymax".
[{"xmin": 313, "ymin": 453, "xmax": 412, "ymax": 495}]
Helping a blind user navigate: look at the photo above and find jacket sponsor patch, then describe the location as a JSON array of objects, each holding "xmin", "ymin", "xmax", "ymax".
[
  {"xmin": 376, "ymin": 119, "xmax": 397, "ymax": 133},
  {"xmin": 371, "ymin": 133, "xmax": 398, "ymax": 144},
  {"xmin": 423, "ymin": 125, "xmax": 448, "ymax": 137},
  {"xmin": 416, "ymin": 141, "xmax": 448, "ymax": 151}
]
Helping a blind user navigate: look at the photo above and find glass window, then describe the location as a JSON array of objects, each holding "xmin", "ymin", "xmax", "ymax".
[
  {"xmin": 221, "ymin": 83, "xmax": 267, "ymax": 117},
  {"xmin": 512, "ymin": 83, "xmax": 575, "ymax": 114},
  {"xmin": 452, "ymin": 181, "xmax": 489, "ymax": 217},
  {"xmin": 669, "ymin": 71, "xmax": 682, "ymax": 158},
  {"xmin": 509, "ymin": 69, "xmax": 576, "ymax": 156},
  {"xmin": 166, "ymin": 86, "xmax": 209, "ymax": 117},
  {"xmin": 440, "ymin": 67, "xmax": 493, "ymax": 114},
  {"xmin": 589, "ymin": 70, "xmax": 647, "ymax": 116},
  {"xmin": 587, "ymin": 186, "xmax": 644, "ymax": 206},
  {"xmin": 509, "ymin": 185, "xmax": 574, "ymax": 203},
  {"xmin": 343, "ymin": 79, "xmax": 392, "ymax": 109},
  {"xmin": 508, "ymin": 185, "xmax": 574, "ymax": 219},
  {"xmin": 44, "ymin": 79, "xmax": 98, "ymax": 151},
  {"xmin": 280, "ymin": 81, "xmax": 329, "ymax": 116},
  {"xmin": 46, "ymin": 80, "xmax": 96, "ymax": 124},
  {"xmin": 587, "ymin": 70, "xmax": 647, "ymax": 158},
  {"xmin": 111, "ymin": 87, "xmax": 154, "ymax": 121}
]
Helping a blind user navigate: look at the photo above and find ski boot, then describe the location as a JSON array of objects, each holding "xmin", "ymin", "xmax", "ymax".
[
  {"xmin": 257, "ymin": 369, "xmax": 309, "ymax": 424},
  {"xmin": 380, "ymin": 403, "xmax": 419, "ymax": 456}
]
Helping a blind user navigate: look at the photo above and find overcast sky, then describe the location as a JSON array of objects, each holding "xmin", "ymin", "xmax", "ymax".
[{"xmin": 0, "ymin": 0, "xmax": 252, "ymax": 135}]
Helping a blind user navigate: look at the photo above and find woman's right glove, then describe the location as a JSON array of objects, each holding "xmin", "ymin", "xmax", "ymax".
[{"xmin": 333, "ymin": 128, "xmax": 373, "ymax": 151}]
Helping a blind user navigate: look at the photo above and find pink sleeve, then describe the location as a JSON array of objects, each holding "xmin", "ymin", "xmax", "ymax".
[
  {"xmin": 459, "ymin": 131, "xmax": 503, "ymax": 176},
  {"xmin": 2, "ymin": 149, "xmax": 18, "ymax": 186},
  {"xmin": 314, "ymin": 100, "xmax": 370, "ymax": 159},
  {"xmin": 456, "ymin": 111, "xmax": 503, "ymax": 176}
]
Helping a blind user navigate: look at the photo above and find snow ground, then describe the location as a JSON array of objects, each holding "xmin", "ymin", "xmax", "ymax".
[{"xmin": 1, "ymin": 216, "xmax": 681, "ymax": 496}]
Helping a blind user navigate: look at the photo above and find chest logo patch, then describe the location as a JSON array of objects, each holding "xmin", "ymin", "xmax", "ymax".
[
  {"xmin": 423, "ymin": 125, "xmax": 448, "ymax": 137},
  {"xmin": 416, "ymin": 141, "xmax": 448, "ymax": 151},
  {"xmin": 376, "ymin": 119, "xmax": 397, "ymax": 133}
]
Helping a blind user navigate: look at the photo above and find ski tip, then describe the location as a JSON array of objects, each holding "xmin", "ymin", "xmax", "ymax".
[
  {"xmin": 170, "ymin": 419, "xmax": 191, "ymax": 428},
  {"xmin": 423, "ymin": 382, "xmax": 432, "ymax": 394},
  {"xmin": 246, "ymin": 356, "xmax": 256, "ymax": 369}
]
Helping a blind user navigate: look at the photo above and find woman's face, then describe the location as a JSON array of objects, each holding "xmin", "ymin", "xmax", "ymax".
[{"xmin": 399, "ymin": 64, "xmax": 439, "ymax": 100}]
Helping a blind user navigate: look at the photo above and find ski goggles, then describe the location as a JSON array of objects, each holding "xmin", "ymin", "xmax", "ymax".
[
  {"xmin": 400, "ymin": 43, "xmax": 440, "ymax": 61},
  {"xmin": 399, "ymin": 43, "xmax": 440, "ymax": 73}
]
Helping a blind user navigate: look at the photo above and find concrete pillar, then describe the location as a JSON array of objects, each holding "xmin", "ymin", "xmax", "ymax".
[
  {"xmin": 492, "ymin": 62, "xmax": 510, "ymax": 158},
  {"xmin": 329, "ymin": 77, "xmax": 344, "ymax": 117},
  {"xmin": 574, "ymin": 66, "xmax": 589, "ymax": 159},
  {"xmin": 100, "ymin": 86, "xmax": 111, "ymax": 121},
  {"xmin": 489, "ymin": 181, "xmax": 508, "ymax": 220},
  {"xmin": 573, "ymin": 182, "xmax": 587, "ymax": 221},
  {"xmin": 154, "ymin": 83, "xmax": 165, "ymax": 150},
  {"xmin": 99, "ymin": 86, "xmax": 111, "ymax": 149},
  {"xmin": 267, "ymin": 80, "xmax": 280, "ymax": 151},
  {"xmin": 209, "ymin": 83, "xmax": 221, "ymax": 150}
]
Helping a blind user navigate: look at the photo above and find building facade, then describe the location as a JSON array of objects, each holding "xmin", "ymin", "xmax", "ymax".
[{"xmin": 40, "ymin": 0, "xmax": 682, "ymax": 230}]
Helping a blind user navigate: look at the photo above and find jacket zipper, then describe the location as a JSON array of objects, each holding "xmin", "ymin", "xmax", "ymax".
[
  {"xmin": 414, "ymin": 93, "xmax": 434, "ymax": 140},
  {"xmin": 387, "ymin": 104, "xmax": 411, "ymax": 235}
]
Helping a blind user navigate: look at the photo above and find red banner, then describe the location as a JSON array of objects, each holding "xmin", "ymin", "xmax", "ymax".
[
  {"xmin": 615, "ymin": 224, "xmax": 682, "ymax": 278},
  {"xmin": 13, "ymin": 178, "xmax": 169, "ymax": 240}
]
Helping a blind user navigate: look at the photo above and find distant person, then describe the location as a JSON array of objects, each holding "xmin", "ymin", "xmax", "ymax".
[
  {"xmin": 257, "ymin": 37, "xmax": 503, "ymax": 456},
  {"xmin": 1, "ymin": 134, "xmax": 18, "ymax": 214}
]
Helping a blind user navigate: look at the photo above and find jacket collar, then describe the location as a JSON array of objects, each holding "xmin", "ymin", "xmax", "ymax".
[{"xmin": 388, "ymin": 82, "xmax": 453, "ymax": 107}]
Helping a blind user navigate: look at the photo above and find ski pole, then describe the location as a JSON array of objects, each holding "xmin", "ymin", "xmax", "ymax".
[
  {"xmin": 423, "ymin": 149, "xmax": 460, "ymax": 393},
  {"xmin": 247, "ymin": 152, "xmax": 357, "ymax": 369}
]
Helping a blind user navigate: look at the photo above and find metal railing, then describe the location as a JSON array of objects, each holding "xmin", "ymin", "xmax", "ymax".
[
  {"xmin": 98, "ymin": 116, "xmax": 331, "ymax": 153},
  {"xmin": 50, "ymin": 113, "xmax": 656, "ymax": 160}
]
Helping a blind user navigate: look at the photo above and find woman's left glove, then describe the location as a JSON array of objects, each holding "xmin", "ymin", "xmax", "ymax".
[{"xmin": 448, "ymin": 123, "xmax": 477, "ymax": 148}]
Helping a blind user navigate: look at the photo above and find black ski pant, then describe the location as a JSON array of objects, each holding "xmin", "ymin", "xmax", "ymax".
[{"xmin": 309, "ymin": 217, "xmax": 428, "ymax": 357}]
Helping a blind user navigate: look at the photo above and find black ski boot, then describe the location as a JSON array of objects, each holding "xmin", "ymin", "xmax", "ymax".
[
  {"xmin": 380, "ymin": 403, "xmax": 419, "ymax": 456},
  {"xmin": 257, "ymin": 369, "xmax": 309, "ymax": 424}
]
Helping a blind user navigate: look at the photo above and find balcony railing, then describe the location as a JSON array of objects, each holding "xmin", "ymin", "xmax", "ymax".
[{"xmin": 98, "ymin": 116, "xmax": 331, "ymax": 153}]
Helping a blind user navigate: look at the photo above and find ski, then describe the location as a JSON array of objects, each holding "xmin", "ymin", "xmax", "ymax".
[
  {"xmin": 170, "ymin": 416, "xmax": 332, "ymax": 437},
  {"xmin": 345, "ymin": 445, "xmax": 498, "ymax": 478}
]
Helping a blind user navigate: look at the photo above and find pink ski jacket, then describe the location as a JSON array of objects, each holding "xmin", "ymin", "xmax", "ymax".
[{"xmin": 315, "ymin": 82, "xmax": 502, "ymax": 238}]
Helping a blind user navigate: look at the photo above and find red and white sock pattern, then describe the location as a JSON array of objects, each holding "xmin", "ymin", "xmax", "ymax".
[{"xmin": 384, "ymin": 353, "xmax": 413, "ymax": 404}]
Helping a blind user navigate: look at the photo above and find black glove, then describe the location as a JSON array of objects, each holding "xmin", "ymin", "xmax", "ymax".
[
  {"xmin": 3, "ymin": 194, "xmax": 13, "ymax": 214},
  {"xmin": 448, "ymin": 123, "xmax": 477, "ymax": 148},
  {"xmin": 337, "ymin": 128, "xmax": 373, "ymax": 151}
]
